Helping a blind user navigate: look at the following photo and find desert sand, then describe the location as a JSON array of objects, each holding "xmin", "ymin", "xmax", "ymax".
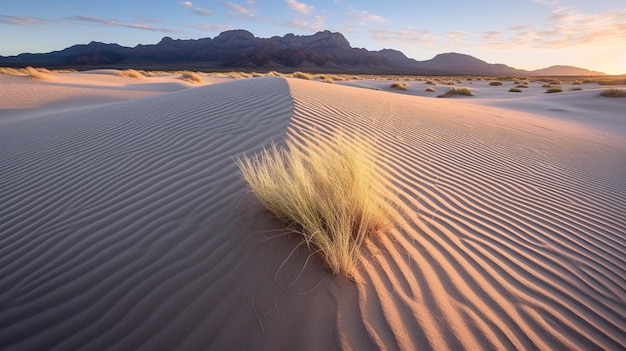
[{"xmin": 1, "ymin": 71, "xmax": 625, "ymax": 350}]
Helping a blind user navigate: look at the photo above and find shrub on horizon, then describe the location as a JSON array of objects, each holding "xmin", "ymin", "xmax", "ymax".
[
  {"xmin": 599, "ymin": 88, "xmax": 626, "ymax": 97},
  {"xmin": 237, "ymin": 133, "xmax": 395, "ymax": 278},
  {"xmin": 292, "ymin": 71, "xmax": 313, "ymax": 80},
  {"xmin": 545, "ymin": 86, "xmax": 563, "ymax": 93},
  {"xmin": 391, "ymin": 82, "xmax": 408, "ymax": 90},
  {"xmin": 437, "ymin": 87, "xmax": 473, "ymax": 97},
  {"xmin": 180, "ymin": 71, "xmax": 205, "ymax": 83}
]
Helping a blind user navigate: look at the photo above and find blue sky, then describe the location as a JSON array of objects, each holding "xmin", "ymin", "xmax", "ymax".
[{"xmin": 1, "ymin": 0, "xmax": 625, "ymax": 74}]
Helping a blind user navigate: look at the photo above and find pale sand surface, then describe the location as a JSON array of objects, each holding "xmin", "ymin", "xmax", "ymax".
[{"xmin": 1, "ymin": 73, "xmax": 625, "ymax": 350}]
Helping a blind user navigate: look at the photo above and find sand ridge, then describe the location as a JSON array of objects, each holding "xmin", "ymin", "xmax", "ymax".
[{"xmin": 0, "ymin": 74, "xmax": 625, "ymax": 350}]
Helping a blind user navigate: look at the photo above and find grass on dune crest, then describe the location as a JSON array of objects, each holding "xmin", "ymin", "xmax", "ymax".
[
  {"xmin": 237, "ymin": 133, "xmax": 394, "ymax": 278},
  {"xmin": 437, "ymin": 87, "xmax": 473, "ymax": 98},
  {"xmin": 180, "ymin": 71, "xmax": 205, "ymax": 83}
]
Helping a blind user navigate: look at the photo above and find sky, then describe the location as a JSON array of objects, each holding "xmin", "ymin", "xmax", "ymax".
[{"xmin": 1, "ymin": 0, "xmax": 625, "ymax": 74}]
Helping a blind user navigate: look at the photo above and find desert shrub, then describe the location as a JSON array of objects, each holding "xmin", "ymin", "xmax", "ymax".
[
  {"xmin": 180, "ymin": 71, "xmax": 205, "ymax": 83},
  {"xmin": 489, "ymin": 81, "xmax": 503, "ymax": 86},
  {"xmin": 0, "ymin": 67, "xmax": 23, "ymax": 75},
  {"xmin": 599, "ymin": 88, "xmax": 626, "ymax": 97},
  {"xmin": 425, "ymin": 81, "xmax": 437, "ymax": 85},
  {"xmin": 542, "ymin": 83, "xmax": 552, "ymax": 88},
  {"xmin": 515, "ymin": 84, "xmax": 528, "ymax": 88},
  {"xmin": 292, "ymin": 71, "xmax": 313, "ymax": 80},
  {"xmin": 237, "ymin": 133, "xmax": 394, "ymax": 278},
  {"xmin": 24, "ymin": 66, "xmax": 49, "ymax": 80},
  {"xmin": 323, "ymin": 78, "xmax": 333, "ymax": 84},
  {"xmin": 437, "ymin": 87, "xmax": 473, "ymax": 97},
  {"xmin": 597, "ymin": 78, "xmax": 626, "ymax": 85},
  {"xmin": 508, "ymin": 88, "xmax": 523, "ymax": 93},
  {"xmin": 425, "ymin": 87, "xmax": 436, "ymax": 92},
  {"xmin": 569, "ymin": 87, "xmax": 583, "ymax": 91},
  {"xmin": 391, "ymin": 82, "xmax": 408, "ymax": 90},
  {"xmin": 545, "ymin": 86, "xmax": 563, "ymax": 93},
  {"xmin": 119, "ymin": 69, "xmax": 144, "ymax": 79},
  {"xmin": 571, "ymin": 81, "xmax": 582, "ymax": 85}
]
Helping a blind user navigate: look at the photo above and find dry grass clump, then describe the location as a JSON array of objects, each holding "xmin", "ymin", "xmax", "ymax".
[
  {"xmin": 599, "ymin": 88, "xmax": 626, "ymax": 97},
  {"xmin": 545, "ymin": 86, "xmax": 563, "ymax": 93},
  {"xmin": 437, "ymin": 87, "xmax": 473, "ymax": 97},
  {"xmin": 541, "ymin": 83, "xmax": 552, "ymax": 88},
  {"xmin": 180, "ymin": 71, "xmax": 205, "ymax": 83},
  {"xmin": 508, "ymin": 88, "xmax": 523, "ymax": 93},
  {"xmin": 119, "ymin": 69, "xmax": 145, "ymax": 79},
  {"xmin": 425, "ymin": 87, "xmax": 436, "ymax": 92},
  {"xmin": 237, "ymin": 133, "xmax": 394, "ymax": 278},
  {"xmin": 390, "ymin": 82, "xmax": 408, "ymax": 90},
  {"xmin": 24, "ymin": 66, "xmax": 50, "ymax": 80},
  {"xmin": 292, "ymin": 71, "xmax": 313, "ymax": 80},
  {"xmin": 515, "ymin": 84, "xmax": 528, "ymax": 88},
  {"xmin": 425, "ymin": 80, "xmax": 437, "ymax": 85},
  {"xmin": 489, "ymin": 81, "xmax": 503, "ymax": 86},
  {"xmin": 0, "ymin": 67, "xmax": 24, "ymax": 75},
  {"xmin": 569, "ymin": 87, "xmax": 583, "ymax": 91}
]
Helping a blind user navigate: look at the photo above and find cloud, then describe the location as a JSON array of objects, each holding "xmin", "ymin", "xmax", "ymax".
[
  {"xmin": 179, "ymin": 1, "xmax": 212, "ymax": 16},
  {"xmin": 67, "ymin": 15, "xmax": 180, "ymax": 33},
  {"xmin": 0, "ymin": 15, "xmax": 51, "ymax": 26},
  {"xmin": 286, "ymin": 15, "xmax": 325, "ymax": 32},
  {"xmin": 346, "ymin": 8, "xmax": 385, "ymax": 25},
  {"xmin": 223, "ymin": 1, "xmax": 258, "ymax": 19},
  {"xmin": 285, "ymin": 0, "xmax": 313, "ymax": 15}
]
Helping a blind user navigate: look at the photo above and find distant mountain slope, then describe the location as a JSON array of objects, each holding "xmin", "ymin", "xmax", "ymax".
[
  {"xmin": 530, "ymin": 65, "xmax": 605, "ymax": 76},
  {"xmin": 0, "ymin": 30, "xmax": 605, "ymax": 76}
]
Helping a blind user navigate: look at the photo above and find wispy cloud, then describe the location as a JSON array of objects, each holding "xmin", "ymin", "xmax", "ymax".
[
  {"xmin": 285, "ymin": 0, "xmax": 313, "ymax": 15},
  {"xmin": 67, "ymin": 15, "xmax": 180, "ymax": 33},
  {"xmin": 0, "ymin": 15, "xmax": 51, "ymax": 26},
  {"xmin": 179, "ymin": 1, "xmax": 212, "ymax": 16},
  {"xmin": 223, "ymin": 1, "xmax": 258, "ymax": 19}
]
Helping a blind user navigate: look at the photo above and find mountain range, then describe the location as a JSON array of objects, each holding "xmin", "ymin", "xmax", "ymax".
[{"xmin": 0, "ymin": 30, "xmax": 606, "ymax": 76}]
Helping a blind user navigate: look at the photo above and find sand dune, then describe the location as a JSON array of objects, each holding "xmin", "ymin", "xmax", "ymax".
[{"xmin": 1, "ymin": 74, "xmax": 624, "ymax": 350}]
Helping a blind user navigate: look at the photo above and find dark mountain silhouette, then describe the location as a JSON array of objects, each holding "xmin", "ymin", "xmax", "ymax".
[{"xmin": 0, "ymin": 30, "xmax": 605, "ymax": 76}]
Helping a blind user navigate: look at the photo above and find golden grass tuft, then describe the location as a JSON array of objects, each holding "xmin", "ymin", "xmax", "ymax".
[
  {"xmin": 180, "ymin": 71, "xmax": 205, "ymax": 83},
  {"xmin": 292, "ymin": 71, "xmax": 313, "ymax": 80},
  {"xmin": 390, "ymin": 82, "xmax": 408, "ymax": 90},
  {"xmin": 119, "ymin": 69, "xmax": 145, "ymax": 79},
  {"xmin": 237, "ymin": 133, "xmax": 394, "ymax": 278},
  {"xmin": 599, "ymin": 88, "xmax": 626, "ymax": 98},
  {"xmin": 24, "ymin": 66, "xmax": 50, "ymax": 80},
  {"xmin": 508, "ymin": 88, "xmax": 523, "ymax": 93},
  {"xmin": 437, "ymin": 87, "xmax": 473, "ymax": 97},
  {"xmin": 489, "ymin": 81, "xmax": 503, "ymax": 86},
  {"xmin": 425, "ymin": 87, "xmax": 436, "ymax": 92},
  {"xmin": 545, "ymin": 86, "xmax": 563, "ymax": 94}
]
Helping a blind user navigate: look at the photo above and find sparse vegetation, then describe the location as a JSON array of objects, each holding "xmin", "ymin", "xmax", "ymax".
[
  {"xmin": 508, "ymin": 88, "xmax": 523, "ymax": 93},
  {"xmin": 599, "ymin": 88, "xmax": 626, "ymax": 98},
  {"xmin": 391, "ymin": 82, "xmax": 408, "ymax": 90},
  {"xmin": 180, "ymin": 71, "xmax": 205, "ymax": 83},
  {"xmin": 437, "ymin": 87, "xmax": 473, "ymax": 97},
  {"xmin": 489, "ymin": 81, "xmax": 503, "ymax": 86},
  {"xmin": 24, "ymin": 66, "xmax": 49, "ymax": 80},
  {"xmin": 292, "ymin": 71, "xmax": 313, "ymax": 80},
  {"xmin": 569, "ymin": 87, "xmax": 583, "ymax": 91},
  {"xmin": 119, "ymin": 69, "xmax": 145, "ymax": 79},
  {"xmin": 425, "ymin": 87, "xmax": 436, "ymax": 92},
  {"xmin": 515, "ymin": 84, "xmax": 528, "ymax": 88},
  {"xmin": 545, "ymin": 86, "xmax": 563, "ymax": 93},
  {"xmin": 237, "ymin": 133, "xmax": 394, "ymax": 278}
]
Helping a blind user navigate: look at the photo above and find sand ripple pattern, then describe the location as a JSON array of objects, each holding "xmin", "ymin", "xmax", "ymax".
[
  {"xmin": 286, "ymin": 79, "xmax": 626, "ymax": 351},
  {"xmin": 0, "ymin": 77, "xmax": 294, "ymax": 350}
]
